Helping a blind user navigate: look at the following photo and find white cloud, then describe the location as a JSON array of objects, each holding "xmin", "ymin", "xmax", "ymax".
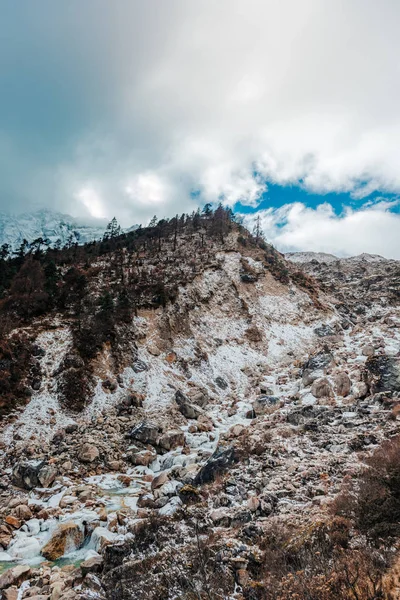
[
  {"xmin": 243, "ymin": 202, "xmax": 400, "ymax": 259},
  {"xmin": 3, "ymin": 0, "xmax": 400, "ymax": 257},
  {"xmin": 75, "ymin": 187, "xmax": 107, "ymax": 220},
  {"xmin": 55, "ymin": 1, "xmax": 400, "ymax": 224}
]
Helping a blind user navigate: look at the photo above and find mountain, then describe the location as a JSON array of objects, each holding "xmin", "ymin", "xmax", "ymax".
[
  {"xmin": 0, "ymin": 211, "xmax": 399, "ymax": 599},
  {"xmin": 0, "ymin": 209, "xmax": 109, "ymax": 250}
]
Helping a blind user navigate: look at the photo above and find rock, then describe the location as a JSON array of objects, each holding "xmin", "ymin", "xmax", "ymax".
[
  {"xmin": 50, "ymin": 582, "xmax": 64, "ymax": 600},
  {"xmin": 311, "ymin": 377, "xmax": 333, "ymax": 399},
  {"xmin": 132, "ymin": 360, "xmax": 148, "ymax": 373},
  {"xmin": 77, "ymin": 444, "xmax": 99, "ymax": 463},
  {"xmin": 14, "ymin": 504, "xmax": 33, "ymax": 521},
  {"xmin": 11, "ymin": 460, "xmax": 46, "ymax": 490},
  {"xmin": 302, "ymin": 352, "xmax": 334, "ymax": 386},
  {"xmin": 194, "ymin": 446, "xmax": 238, "ymax": 485},
  {"xmin": 65, "ymin": 423, "xmax": 78, "ymax": 434},
  {"xmin": 129, "ymin": 422, "xmax": 160, "ymax": 445},
  {"xmin": 151, "ymin": 471, "xmax": 169, "ymax": 491},
  {"xmin": 80, "ymin": 555, "xmax": 103, "ymax": 576},
  {"xmin": 366, "ymin": 356, "xmax": 400, "ymax": 394},
  {"xmin": 5, "ymin": 516, "xmax": 20, "ymax": 529},
  {"xmin": 3, "ymin": 587, "xmax": 18, "ymax": 600},
  {"xmin": 0, "ymin": 564, "xmax": 31, "ymax": 590},
  {"xmin": 137, "ymin": 493, "xmax": 155, "ymax": 509},
  {"xmin": 175, "ymin": 391, "xmax": 203, "ymax": 419},
  {"xmin": 158, "ymin": 429, "xmax": 185, "ymax": 451},
  {"xmin": 333, "ymin": 373, "xmax": 352, "ymax": 397},
  {"xmin": 215, "ymin": 377, "xmax": 228, "ymax": 390},
  {"xmin": 130, "ymin": 448, "xmax": 156, "ymax": 467},
  {"xmin": 247, "ymin": 496, "xmax": 260, "ymax": 512},
  {"xmin": 37, "ymin": 465, "xmax": 58, "ymax": 488},
  {"xmin": 314, "ymin": 324, "xmax": 335, "ymax": 337},
  {"xmin": 253, "ymin": 395, "xmax": 279, "ymax": 415},
  {"xmin": 188, "ymin": 390, "xmax": 209, "ymax": 408},
  {"xmin": 362, "ymin": 344, "xmax": 375, "ymax": 357},
  {"xmin": 41, "ymin": 522, "xmax": 84, "ymax": 561},
  {"xmin": 210, "ymin": 508, "xmax": 231, "ymax": 526},
  {"xmin": 0, "ymin": 531, "xmax": 12, "ymax": 548},
  {"xmin": 60, "ymin": 495, "xmax": 77, "ymax": 508}
]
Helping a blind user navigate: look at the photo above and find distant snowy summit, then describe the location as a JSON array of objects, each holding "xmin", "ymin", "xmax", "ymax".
[
  {"xmin": 0, "ymin": 209, "xmax": 128, "ymax": 250},
  {"xmin": 285, "ymin": 251, "xmax": 389, "ymax": 264}
]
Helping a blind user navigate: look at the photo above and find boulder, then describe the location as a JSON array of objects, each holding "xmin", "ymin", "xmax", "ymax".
[
  {"xmin": 81, "ymin": 555, "xmax": 103, "ymax": 576},
  {"xmin": 366, "ymin": 356, "xmax": 400, "ymax": 394},
  {"xmin": 129, "ymin": 448, "xmax": 156, "ymax": 467},
  {"xmin": 151, "ymin": 471, "xmax": 169, "ymax": 491},
  {"xmin": 14, "ymin": 504, "xmax": 33, "ymax": 521},
  {"xmin": 78, "ymin": 444, "xmax": 100, "ymax": 463},
  {"xmin": 311, "ymin": 377, "xmax": 333, "ymax": 399},
  {"xmin": 302, "ymin": 352, "xmax": 334, "ymax": 386},
  {"xmin": 0, "ymin": 565, "xmax": 30, "ymax": 590},
  {"xmin": 194, "ymin": 446, "xmax": 238, "ymax": 485},
  {"xmin": 129, "ymin": 422, "xmax": 160, "ymax": 445},
  {"xmin": 12, "ymin": 460, "xmax": 46, "ymax": 490},
  {"xmin": 175, "ymin": 391, "xmax": 203, "ymax": 420},
  {"xmin": 333, "ymin": 373, "xmax": 352, "ymax": 397},
  {"xmin": 41, "ymin": 522, "xmax": 84, "ymax": 561},
  {"xmin": 158, "ymin": 429, "xmax": 185, "ymax": 451},
  {"xmin": 188, "ymin": 390, "xmax": 209, "ymax": 408},
  {"xmin": 37, "ymin": 464, "xmax": 58, "ymax": 488},
  {"xmin": 5, "ymin": 516, "xmax": 20, "ymax": 529}
]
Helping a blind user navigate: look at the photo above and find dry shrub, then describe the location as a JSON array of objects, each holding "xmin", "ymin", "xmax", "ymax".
[
  {"xmin": 57, "ymin": 364, "xmax": 93, "ymax": 411},
  {"xmin": 0, "ymin": 332, "xmax": 36, "ymax": 415},
  {"xmin": 245, "ymin": 325, "xmax": 263, "ymax": 342},
  {"xmin": 246, "ymin": 519, "xmax": 393, "ymax": 600},
  {"xmin": 333, "ymin": 435, "xmax": 400, "ymax": 544}
]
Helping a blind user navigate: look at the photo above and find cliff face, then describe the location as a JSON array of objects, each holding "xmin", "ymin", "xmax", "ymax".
[{"xmin": 0, "ymin": 215, "xmax": 399, "ymax": 599}]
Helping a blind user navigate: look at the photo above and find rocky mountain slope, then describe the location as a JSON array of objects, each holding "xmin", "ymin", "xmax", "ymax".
[{"xmin": 0, "ymin": 213, "xmax": 399, "ymax": 600}]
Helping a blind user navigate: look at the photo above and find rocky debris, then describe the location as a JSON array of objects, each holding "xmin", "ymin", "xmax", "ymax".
[
  {"xmin": 41, "ymin": 522, "xmax": 84, "ymax": 560},
  {"xmin": 175, "ymin": 391, "xmax": 203, "ymax": 419},
  {"xmin": 77, "ymin": 443, "xmax": 100, "ymax": 463}
]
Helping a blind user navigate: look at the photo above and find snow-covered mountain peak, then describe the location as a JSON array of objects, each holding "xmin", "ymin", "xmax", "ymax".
[{"xmin": 0, "ymin": 209, "xmax": 109, "ymax": 250}]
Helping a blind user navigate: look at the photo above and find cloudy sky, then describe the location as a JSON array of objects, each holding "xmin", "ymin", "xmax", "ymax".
[{"xmin": 1, "ymin": 0, "xmax": 400, "ymax": 257}]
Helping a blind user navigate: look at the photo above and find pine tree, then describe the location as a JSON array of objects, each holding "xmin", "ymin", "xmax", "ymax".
[
  {"xmin": 103, "ymin": 217, "xmax": 122, "ymax": 240},
  {"xmin": 99, "ymin": 291, "xmax": 114, "ymax": 314},
  {"xmin": 252, "ymin": 214, "xmax": 264, "ymax": 243},
  {"xmin": 148, "ymin": 215, "xmax": 158, "ymax": 228},
  {"xmin": 202, "ymin": 203, "xmax": 212, "ymax": 216}
]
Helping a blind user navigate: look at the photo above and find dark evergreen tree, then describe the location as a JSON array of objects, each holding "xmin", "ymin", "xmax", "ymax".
[{"xmin": 103, "ymin": 217, "xmax": 122, "ymax": 240}]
